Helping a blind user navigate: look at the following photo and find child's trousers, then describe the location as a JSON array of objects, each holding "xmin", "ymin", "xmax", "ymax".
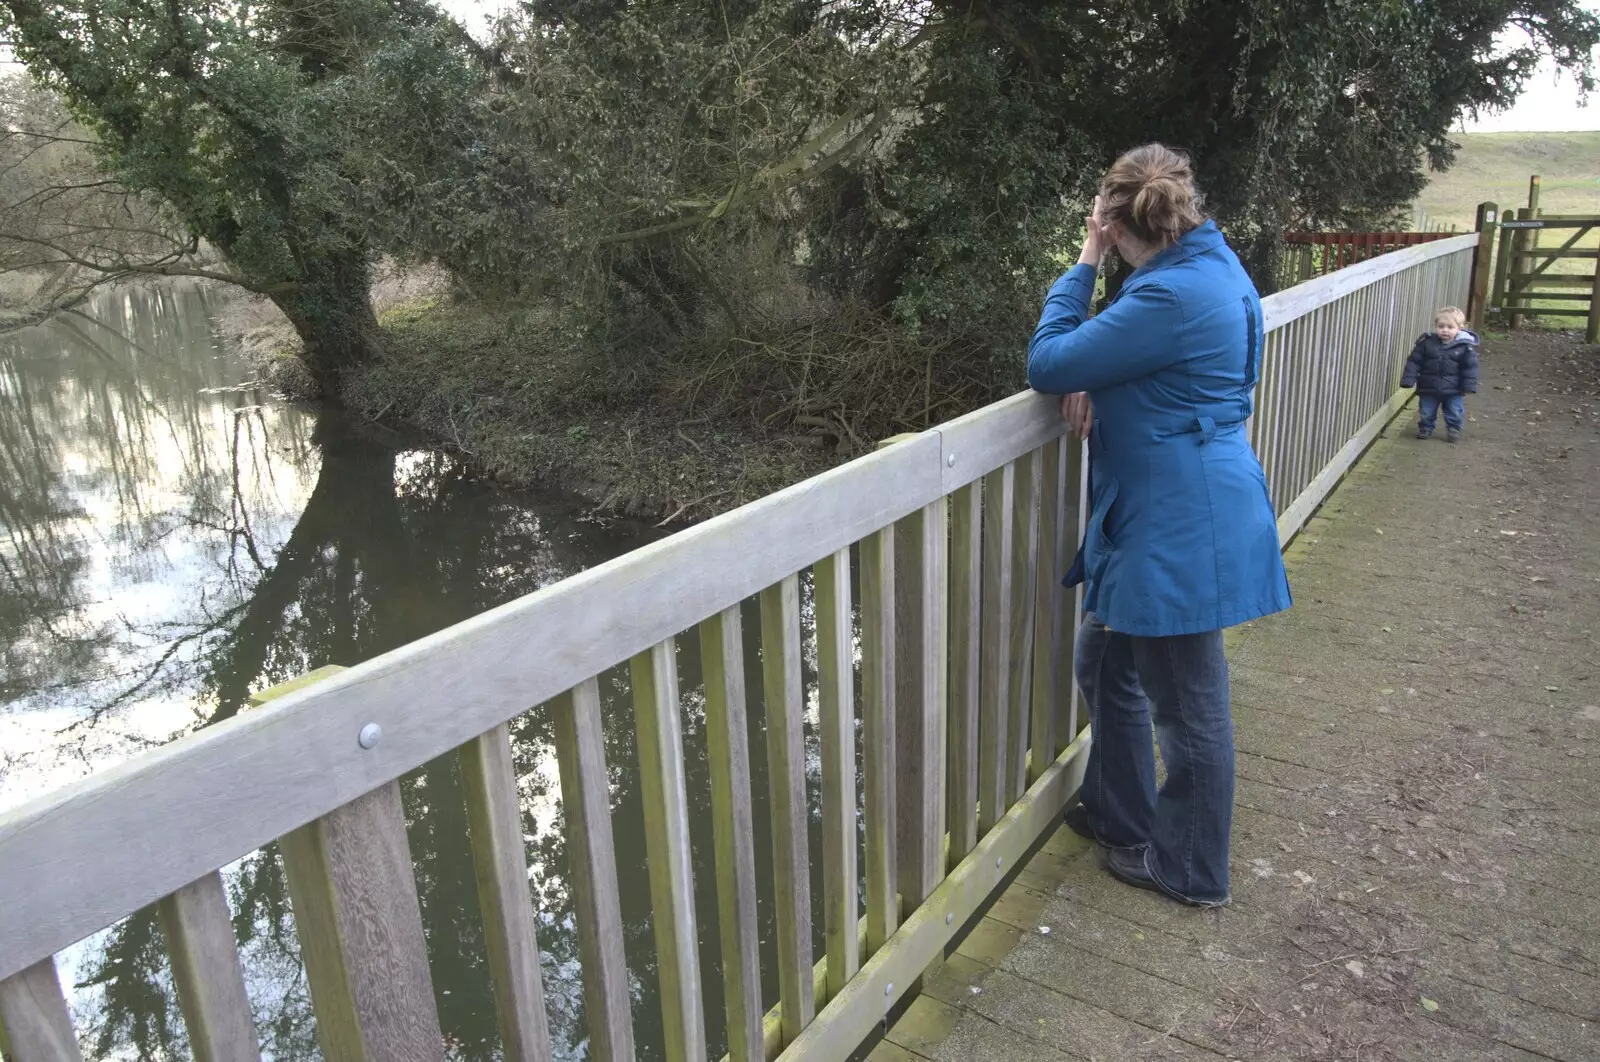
[{"xmin": 1418, "ymin": 393, "xmax": 1465, "ymax": 434}]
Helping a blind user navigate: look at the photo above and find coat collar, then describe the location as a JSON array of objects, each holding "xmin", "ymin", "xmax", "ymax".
[{"xmin": 1128, "ymin": 220, "xmax": 1224, "ymax": 280}]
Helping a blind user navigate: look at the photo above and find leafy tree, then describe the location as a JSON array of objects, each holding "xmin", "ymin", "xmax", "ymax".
[{"xmin": 0, "ymin": 0, "xmax": 491, "ymax": 383}]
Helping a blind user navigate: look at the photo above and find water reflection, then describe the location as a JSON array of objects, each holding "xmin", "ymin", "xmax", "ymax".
[{"xmin": 1, "ymin": 284, "xmax": 840, "ymax": 1062}]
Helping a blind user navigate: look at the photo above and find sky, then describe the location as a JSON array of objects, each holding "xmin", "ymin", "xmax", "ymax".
[
  {"xmin": 430, "ymin": 0, "xmax": 1597, "ymax": 133},
  {"xmin": 2, "ymin": 2, "xmax": 1594, "ymax": 131},
  {"xmin": 1459, "ymin": 47, "xmax": 1600, "ymax": 132}
]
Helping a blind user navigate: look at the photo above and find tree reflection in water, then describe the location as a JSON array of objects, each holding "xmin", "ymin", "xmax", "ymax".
[{"xmin": 3, "ymin": 284, "xmax": 836, "ymax": 1062}]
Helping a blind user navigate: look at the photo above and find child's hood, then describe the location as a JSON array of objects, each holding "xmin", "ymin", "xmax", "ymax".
[{"xmin": 1424, "ymin": 329, "xmax": 1478, "ymax": 349}]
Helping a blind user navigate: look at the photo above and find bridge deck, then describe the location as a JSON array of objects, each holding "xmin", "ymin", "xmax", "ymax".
[{"xmin": 874, "ymin": 331, "xmax": 1600, "ymax": 1062}]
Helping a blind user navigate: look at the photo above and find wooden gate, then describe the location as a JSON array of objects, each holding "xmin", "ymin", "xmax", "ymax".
[{"xmin": 1478, "ymin": 176, "xmax": 1600, "ymax": 343}]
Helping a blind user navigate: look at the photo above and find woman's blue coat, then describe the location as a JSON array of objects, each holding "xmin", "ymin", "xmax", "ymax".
[{"xmin": 1027, "ymin": 221, "xmax": 1291, "ymax": 637}]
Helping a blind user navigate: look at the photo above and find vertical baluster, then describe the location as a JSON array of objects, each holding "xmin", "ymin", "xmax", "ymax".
[
  {"xmin": 760, "ymin": 576, "xmax": 815, "ymax": 1043},
  {"xmin": 1063, "ymin": 437, "xmax": 1088, "ymax": 744},
  {"xmin": 553, "ymin": 679, "xmax": 635, "ymax": 1062},
  {"xmin": 247, "ymin": 666, "xmax": 446, "ymax": 1062},
  {"xmin": 631, "ymin": 640, "xmax": 707, "ymax": 1062},
  {"xmin": 1255, "ymin": 326, "xmax": 1277, "ymax": 507},
  {"xmin": 946, "ymin": 481, "xmax": 982, "ymax": 866},
  {"xmin": 1259, "ymin": 328, "xmax": 1283, "ymax": 490},
  {"xmin": 699, "ymin": 606, "xmax": 763, "ymax": 1062},
  {"xmin": 814, "ymin": 550, "xmax": 859, "ymax": 995},
  {"xmin": 278, "ymin": 781, "xmax": 445, "ymax": 1062},
  {"xmin": 1007, "ymin": 451, "xmax": 1040, "ymax": 802},
  {"xmin": 1375, "ymin": 278, "xmax": 1396, "ymax": 416},
  {"xmin": 0, "ymin": 958, "xmax": 81, "ymax": 1062},
  {"xmin": 158, "ymin": 872, "xmax": 262, "ymax": 1062},
  {"xmin": 1274, "ymin": 318, "xmax": 1298, "ymax": 513},
  {"xmin": 977, "ymin": 463, "xmax": 1014, "ymax": 835},
  {"xmin": 1352, "ymin": 287, "xmax": 1372, "ymax": 428},
  {"xmin": 1339, "ymin": 291, "xmax": 1358, "ymax": 442},
  {"xmin": 894, "ymin": 499, "xmax": 949, "ymax": 917},
  {"xmin": 1320, "ymin": 296, "xmax": 1345, "ymax": 467},
  {"xmin": 859, "ymin": 529, "xmax": 897, "ymax": 954},
  {"xmin": 1302, "ymin": 304, "xmax": 1326, "ymax": 492},
  {"xmin": 1292, "ymin": 309, "xmax": 1317, "ymax": 502},
  {"xmin": 461, "ymin": 725, "xmax": 554, "ymax": 1062},
  {"xmin": 1030, "ymin": 439, "xmax": 1064, "ymax": 783},
  {"xmin": 1267, "ymin": 319, "xmax": 1290, "ymax": 512}
]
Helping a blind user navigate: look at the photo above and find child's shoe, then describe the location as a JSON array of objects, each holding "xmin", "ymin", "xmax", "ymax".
[
  {"xmin": 1447, "ymin": 428, "xmax": 1461, "ymax": 443},
  {"xmin": 1416, "ymin": 427, "xmax": 1432, "ymax": 440}
]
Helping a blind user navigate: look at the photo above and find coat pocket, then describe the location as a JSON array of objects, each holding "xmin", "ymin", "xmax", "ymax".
[{"xmin": 1086, "ymin": 473, "xmax": 1121, "ymax": 555}]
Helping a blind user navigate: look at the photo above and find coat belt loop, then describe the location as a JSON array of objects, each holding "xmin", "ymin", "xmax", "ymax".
[{"xmin": 1195, "ymin": 416, "xmax": 1217, "ymax": 443}]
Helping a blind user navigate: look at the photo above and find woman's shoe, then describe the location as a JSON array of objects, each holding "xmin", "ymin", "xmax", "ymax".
[
  {"xmin": 1063, "ymin": 803, "xmax": 1102, "ymax": 846},
  {"xmin": 1106, "ymin": 846, "xmax": 1162, "ymax": 894},
  {"xmin": 1107, "ymin": 847, "xmax": 1232, "ymax": 907}
]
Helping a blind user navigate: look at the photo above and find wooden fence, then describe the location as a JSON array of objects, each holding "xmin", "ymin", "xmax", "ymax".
[
  {"xmin": 1279, "ymin": 230, "xmax": 1459, "ymax": 290},
  {"xmin": 1476, "ymin": 199, "xmax": 1600, "ymax": 343},
  {"xmin": 0, "ymin": 234, "xmax": 1478, "ymax": 1062}
]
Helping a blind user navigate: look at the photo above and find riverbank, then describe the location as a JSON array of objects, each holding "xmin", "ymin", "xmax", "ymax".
[
  {"xmin": 343, "ymin": 296, "xmax": 841, "ymax": 524},
  {"xmin": 223, "ymin": 278, "xmax": 1004, "ymax": 525}
]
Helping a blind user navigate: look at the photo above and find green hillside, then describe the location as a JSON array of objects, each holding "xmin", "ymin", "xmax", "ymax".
[
  {"xmin": 1413, "ymin": 132, "xmax": 1598, "ymax": 329},
  {"xmin": 1414, "ymin": 131, "xmax": 1600, "ymax": 227}
]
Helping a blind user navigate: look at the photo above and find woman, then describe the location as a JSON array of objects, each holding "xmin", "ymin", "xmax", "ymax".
[{"xmin": 1027, "ymin": 144, "xmax": 1291, "ymax": 907}]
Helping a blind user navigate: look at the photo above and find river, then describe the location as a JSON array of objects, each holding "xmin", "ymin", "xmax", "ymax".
[{"xmin": 0, "ymin": 283, "xmax": 840, "ymax": 1062}]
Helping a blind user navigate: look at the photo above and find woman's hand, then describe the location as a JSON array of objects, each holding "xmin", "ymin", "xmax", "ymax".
[
  {"xmin": 1060, "ymin": 392, "xmax": 1093, "ymax": 439},
  {"xmin": 1077, "ymin": 195, "xmax": 1115, "ymax": 269}
]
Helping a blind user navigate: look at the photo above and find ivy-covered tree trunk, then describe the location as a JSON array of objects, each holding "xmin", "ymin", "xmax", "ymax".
[{"xmin": 269, "ymin": 252, "xmax": 385, "ymax": 386}]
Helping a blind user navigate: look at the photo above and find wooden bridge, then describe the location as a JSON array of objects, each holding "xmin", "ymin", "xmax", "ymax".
[{"xmin": 0, "ymin": 233, "xmax": 1509, "ymax": 1062}]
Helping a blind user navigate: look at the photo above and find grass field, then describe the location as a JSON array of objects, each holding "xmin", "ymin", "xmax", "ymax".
[
  {"xmin": 1414, "ymin": 131, "xmax": 1598, "ymax": 331},
  {"xmin": 1413, "ymin": 131, "xmax": 1600, "ymax": 226}
]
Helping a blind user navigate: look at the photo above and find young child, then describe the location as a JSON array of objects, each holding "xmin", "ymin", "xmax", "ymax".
[{"xmin": 1401, "ymin": 306, "xmax": 1478, "ymax": 442}]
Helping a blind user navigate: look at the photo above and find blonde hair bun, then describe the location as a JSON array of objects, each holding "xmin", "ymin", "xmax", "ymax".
[{"xmin": 1102, "ymin": 144, "xmax": 1207, "ymax": 248}]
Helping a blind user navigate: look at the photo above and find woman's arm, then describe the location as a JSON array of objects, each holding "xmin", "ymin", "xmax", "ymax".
[{"xmin": 1027, "ymin": 276, "xmax": 1185, "ymax": 394}]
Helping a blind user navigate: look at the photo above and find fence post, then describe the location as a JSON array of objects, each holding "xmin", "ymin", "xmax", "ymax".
[
  {"xmin": 1587, "ymin": 248, "xmax": 1600, "ymax": 345},
  {"xmin": 1508, "ymin": 207, "xmax": 1536, "ymax": 329},
  {"xmin": 1491, "ymin": 210, "xmax": 1514, "ymax": 326},
  {"xmin": 250, "ymin": 667, "xmax": 447, "ymax": 1062},
  {"xmin": 1527, "ymin": 174, "xmax": 1541, "ymax": 214},
  {"xmin": 1469, "ymin": 202, "xmax": 1498, "ymax": 330}
]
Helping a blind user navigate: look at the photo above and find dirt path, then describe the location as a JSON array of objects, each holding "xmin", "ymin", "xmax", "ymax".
[{"xmin": 875, "ymin": 329, "xmax": 1600, "ymax": 1061}]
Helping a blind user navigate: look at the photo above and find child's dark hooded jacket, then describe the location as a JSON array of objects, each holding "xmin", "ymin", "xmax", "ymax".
[{"xmin": 1401, "ymin": 330, "xmax": 1479, "ymax": 396}]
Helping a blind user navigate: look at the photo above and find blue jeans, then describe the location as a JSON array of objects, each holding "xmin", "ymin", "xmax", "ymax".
[
  {"xmin": 1417, "ymin": 393, "xmax": 1464, "ymax": 434},
  {"xmin": 1074, "ymin": 613, "xmax": 1234, "ymax": 905}
]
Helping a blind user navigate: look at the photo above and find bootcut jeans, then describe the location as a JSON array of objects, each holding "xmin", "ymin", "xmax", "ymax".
[{"xmin": 1074, "ymin": 612, "xmax": 1234, "ymax": 905}]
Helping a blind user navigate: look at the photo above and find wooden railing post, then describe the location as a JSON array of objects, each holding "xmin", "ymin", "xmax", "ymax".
[
  {"xmin": 1587, "ymin": 248, "xmax": 1600, "ymax": 345},
  {"xmin": 1508, "ymin": 206, "xmax": 1536, "ymax": 329},
  {"xmin": 459, "ymin": 725, "xmax": 554, "ymax": 1062},
  {"xmin": 0, "ymin": 958, "xmax": 81, "ymax": 1062},
  {"xmin": 699, "ymin": 606, "xmax": 764, "ymax": 1062},
  {"xmin": 946, "ymin": 481, "xmax": 982, "ymax": 867},
  {"xmin": 814, "ymin": 549, "xmax": 860, "ymax": 996},
  {"xmin": 977, "ymin": 463, "xmax": 1014, "ymax": 836},
  {"xmin": 157, "ymin": 872, "xmax": 262, "ymax": 1062},
  {"xmin": 278, "ymin": 781, "xmax": 444, "ymax": 1062},
  {"xmin": 893, "ymin": 498, "xmax": 949, "ymax": 941},
  {"xmin": 553, "ymin": 680, "xmax": 635, "ymax": 1062},
  {"xmin": 1491, "ymin": 210, "xmax": 1515, "ymax": 325},
  {"xmin": 760, "ymin": 576, "xmax": 816, "ymax": 1044},
  {"xmin": 631, "ymin": 640, "xmax": 707, "ymax": 1062},
  {"xmin": 859, "ymin": 526, "xmax": 898, "ymax": 955},
  {"xmin": 252, "ymin": 668, "xmax": 446, "ymax": 1062},
  {"xmin": 1005, "ymin": 453, "xmax": 1039, "ymax": 803},
  {"xmin": 1469, "ymin": 201, "xmax": 1498, "ymax": 330}
]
